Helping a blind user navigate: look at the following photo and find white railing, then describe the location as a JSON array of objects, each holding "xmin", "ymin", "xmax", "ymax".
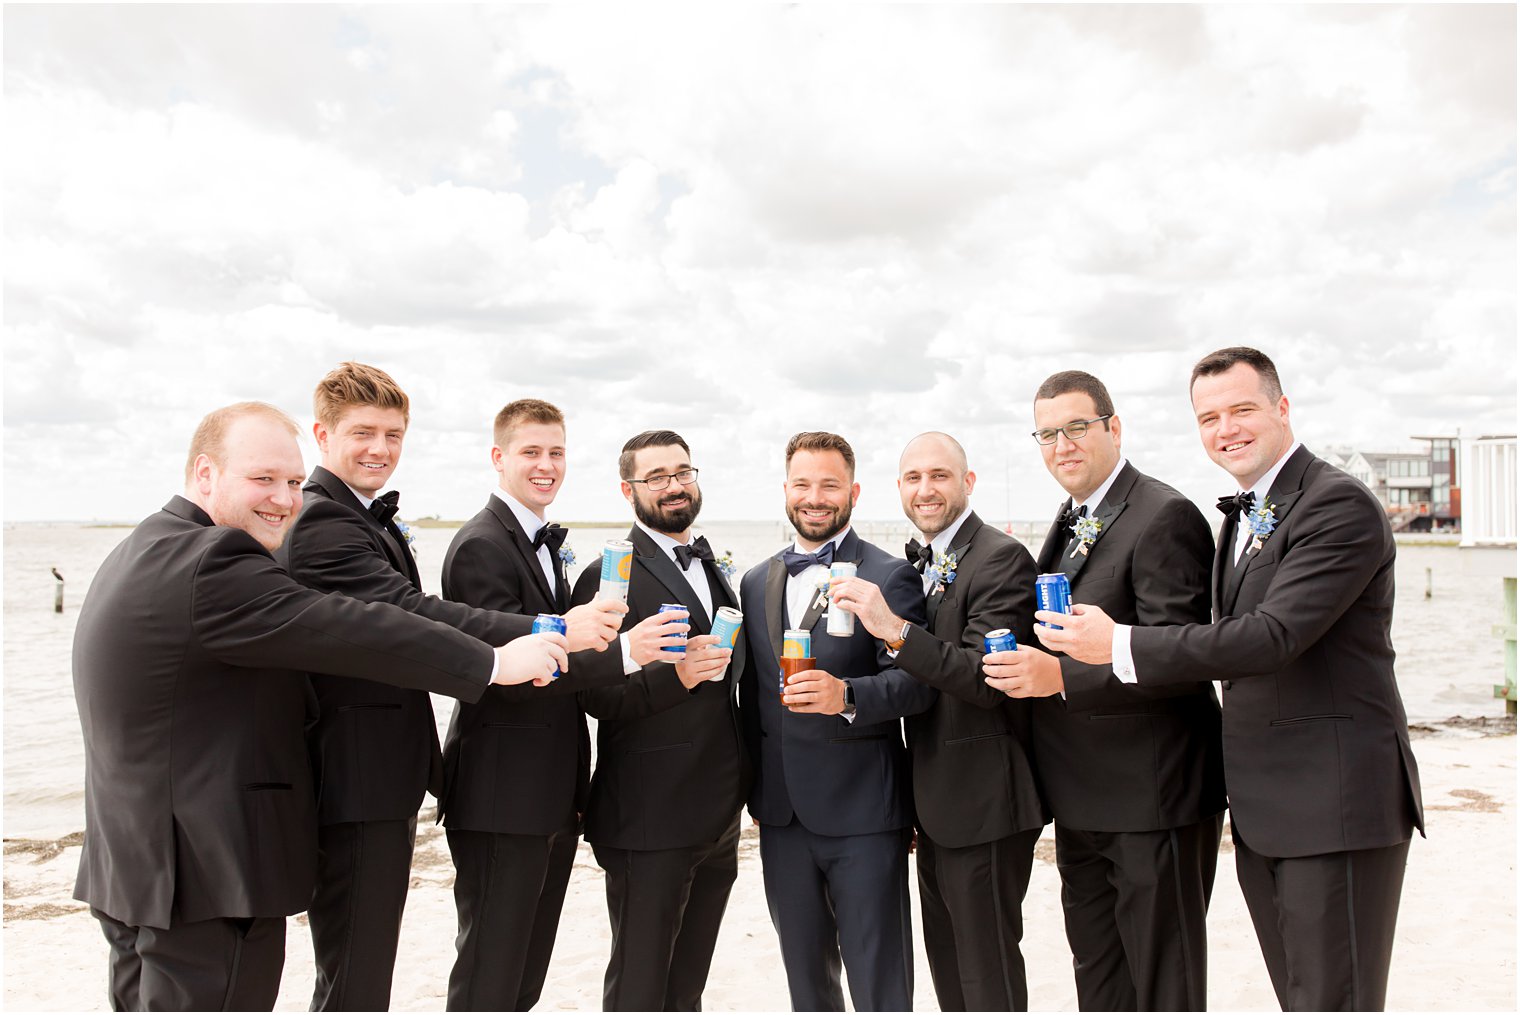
[{"xmin": 1461, "ymin": 436, "xmax": 1517, "ymax": 546}]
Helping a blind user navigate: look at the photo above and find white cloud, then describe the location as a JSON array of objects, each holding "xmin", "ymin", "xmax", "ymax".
[{"xmin": 3, "ymin": 5, "xmax": 1513, "ymax": 528}]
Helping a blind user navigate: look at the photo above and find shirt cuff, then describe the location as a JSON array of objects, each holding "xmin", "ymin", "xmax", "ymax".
[
  {"xmin": 1112, "ymin": 624, "xmax": 1138, "ymax": 684},
  {"xmin": 619, "ymin": 633, "xmax": 641, "ymax": 676},
  {"xmin": 489, "ymin": 652, "xmax": 498, "ymax": 682}
]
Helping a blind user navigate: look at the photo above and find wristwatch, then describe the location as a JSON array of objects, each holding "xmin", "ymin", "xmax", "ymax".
[
  {"xmin": 885, "ymin": 620, "xmax": 912, "ymax": 652},
  {"xmin": 841, "ymin": 682, "xmax": 857, "ymax": 721}
]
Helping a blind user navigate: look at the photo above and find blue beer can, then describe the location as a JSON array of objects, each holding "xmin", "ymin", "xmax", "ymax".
[
  {"xmin": 658, "ymin": 603, "xmax": 689, "ymax": 656},
  {"xmin": 984, "ymin": 628, "xmax": 1018, "ymax": 654},
  {"xmin": 532, "ymin": 613, "xmax": 568, "ymax": 679},
  {"xmin": 1035, "ymin": 573, "xmax": 1072, "ymax": 629}
]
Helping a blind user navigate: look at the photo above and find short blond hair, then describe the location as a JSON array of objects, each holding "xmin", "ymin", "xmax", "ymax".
[
  {"xmin": 185, "ymin": 402, "xmax": 299, "ymax": 480},
  {"xmin": 493, "ymin": 398, "xmax": 565, "ymax": 448},
  {"xmin": 313, "ymin": 362, "xmax": 410, "ymax": 430}
]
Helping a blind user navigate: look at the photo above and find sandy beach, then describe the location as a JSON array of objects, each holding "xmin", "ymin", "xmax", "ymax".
[{"xmin": 4, "ymin": 718, "xmax": 1512, "ymax": 1012}]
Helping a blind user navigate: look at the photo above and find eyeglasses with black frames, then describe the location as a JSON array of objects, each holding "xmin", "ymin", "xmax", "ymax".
[
  {"xmin": 628, "ymin": 468, "xmax": 700, "ymax": 492},
  {"xmin": 1031, "ymin": 416, "xmax": 1112, "ymax": 445}
]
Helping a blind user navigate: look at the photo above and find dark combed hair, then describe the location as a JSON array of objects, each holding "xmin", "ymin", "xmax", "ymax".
[
  {"xmin": 619, "ymin": 429, "xmax": 690, "ymax": 480},
  {"xmin": 1190, "ymin": 347, "xmax": 1283, "ymax": 401},
  {"xmin": 1033, "ymin": 370, "xmax": 1116, "ymax": 417},
  {"xmin": 493, "ymin": 398, "xmax": 565, "ymax": 448},
  {"xmin": 785, "ymin": 431, "xmax": 856, "ymax": 476}
]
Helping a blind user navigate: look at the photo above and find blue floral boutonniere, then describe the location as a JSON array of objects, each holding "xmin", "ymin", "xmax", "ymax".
[
  {"xmin": 1070, "ymin": 515, "xmax": 1103, "ymax": 558},
  {"xmin": 926, "ymin": 552, "xmax": 959, "ymax": 596},
  {"xmin": 557, "ymin": 543, "xmax": 577, "ymax": 569},
  {"xmin": 1246, "ymin": 499, "xmax": 1278, "ymax": 553},
  {"xmin": 715, "ymin": 550, "xmax": 737, "ymax": 580},
  {"xmin": 394, "ymin": 519, "xmax": 417, "ymax": 549},
  {"xmin": 812, "ymin": 579, "xmax": 831, "ymax": 612}
]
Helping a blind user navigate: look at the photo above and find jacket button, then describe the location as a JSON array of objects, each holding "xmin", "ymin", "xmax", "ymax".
[{"xmin": 1221, "ymin": 680, "xmax": 1233, "ymax": 691}]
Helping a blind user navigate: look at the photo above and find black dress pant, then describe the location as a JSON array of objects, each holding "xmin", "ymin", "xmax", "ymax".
[
  {"xmin": 1234, "ymin": 830, "xmax": 1411, "ymax": 1011},
  {"xmin": 445, "ymin": 822, "xmax": 577, "ymax": 1011},
  {"xmin": 591, "ymin": 819, "xmax": 741, "ymax": 1012},
  {"xmin": 758, "ymin": 819, "xmax": 914, "ymax": 1013},
  {"xmin": 1055, "ymin": 813, "xmax": 1222, "ymax": 1011},
  {"xmin": 917, "ymin": 827, "xmax": 1042, "ymax": 1011},
  {"xmin": 94, "ymin": 907, "xmax": 285, "ymax": 1011},
  {"xmin": 307, "ymin": 817, "xmax": 417, "ymax": 1011}
]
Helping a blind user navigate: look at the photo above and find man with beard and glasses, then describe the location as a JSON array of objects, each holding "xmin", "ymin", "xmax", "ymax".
[
  {"xmin": 828, "ymin": 432, "xmax": 1046, "ymax": 1011},
  {"xmin": 737, "ymin": 431, "xmax": 936, "ymax": 1012},
  {"xmin": 568, "ymin": 430, "xmax": 750, "ymax": 1012}
]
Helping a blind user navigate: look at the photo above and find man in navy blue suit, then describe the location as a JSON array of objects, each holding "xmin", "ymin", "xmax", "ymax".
[{"xmin": 737, "ymin": 431, "xmax": 936, "ymax": 1012}]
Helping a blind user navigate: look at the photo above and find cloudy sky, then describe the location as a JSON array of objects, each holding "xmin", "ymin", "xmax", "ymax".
[{"xmin": 4, "ymin": 5, "xmax": 1514, "ymax": 525}]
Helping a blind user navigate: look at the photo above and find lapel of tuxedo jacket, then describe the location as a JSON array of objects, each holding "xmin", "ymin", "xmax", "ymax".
[
  {"xmin": 1064, "ymin": 467, "xmax": 1134, "ymax": 584},
  {"xmin": 1221, "ymin": 446, "xmax": 1313, "ymax": 615},
  {"xmin": 307, "ymin": 466, "xmax": 420, "ymax": 588},
  {"xmin": 1035, "ymin": 499, "xmax": 1070, "ymax": 574},
  {"xmin": 484, "ymin": 496, "xmax": 557, "ymax": 610},
  {"xmin": 764, "ymin": 555, "xmax": 788, "ymax": 663},
  {"xmin": 1212, "ymin": 515, "xmax": 1236, "ymax": 618},
  {"xmin": 629, "ymin": 526, "xmax": 712, "ymax": 632},
  {"xmin": 927, "ymin": 513, "xmax": 982, "ymax": 627}
]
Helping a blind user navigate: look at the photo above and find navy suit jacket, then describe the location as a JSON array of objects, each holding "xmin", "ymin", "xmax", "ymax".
[{"xmin": 738, "ymin": 528, "xmax": 936, "ymax": 836}]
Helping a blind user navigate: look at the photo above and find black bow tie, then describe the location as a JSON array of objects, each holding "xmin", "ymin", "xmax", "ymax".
[
  {"xmin": 1057, "ymin": 503, "xmax": 1088, "ymax": 531},
  {"xmin": 904, "ymin": 539, "xmax": 934, "ymax": 572},
  {"xmin": 782, "ymin": 541, "xmax": 835, "ymax": 577},
  {"xmin": 1217, "ymin": 492, "xmax": 1255, "ymax": 520},
  {"xmin": 368, "ymin": 491, "xmax": 400, "ymax": 526},
  {"xmin": 674, "ymin": 535, "xmax": 715, "ymax": 571},
  {"xmin": 532, "ymin": 523, "xmax": 567, "ymax": 554}
]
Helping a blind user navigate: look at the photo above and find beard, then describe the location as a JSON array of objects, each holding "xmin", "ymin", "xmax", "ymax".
[
  {"xmin": 633, "ymin": 485, "xmax": 703, "ymax": 534},
  {"xmin": 786, "ymin": 498, "xmax": 853, "ymax": 545},
  {"xmin": 907, "ymin": 492, "xmax": 967, "ymax": 539}
]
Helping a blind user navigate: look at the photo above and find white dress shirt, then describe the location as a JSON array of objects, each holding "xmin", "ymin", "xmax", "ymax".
[
  {"xmin": 786, "ymin": 529, "xmax": 850, "ymax": 629},
  {"xmin": 635, "ymin": 521, "xmax": 715, "ymax": 621},
  {"xmin": 1111, "ymin": 443, "xmax": 1302, "ymax": 684},
  {"xmin": 919, "ymin": 504, "xmax": 975, "ymax": 595},
  {"xmin": 491, "ymin": 487, "xmax": 558, "ymax": 593}
]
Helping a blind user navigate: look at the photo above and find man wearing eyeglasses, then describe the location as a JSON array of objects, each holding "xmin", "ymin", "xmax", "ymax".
[
  {"xmin": 1034, "ymin": 350, "xmax": 1423, "ymax": 1012},
  {"xmin": 984, "ymin": 370, "xmax": 1224, "ymax": 1011},
  {"xmin": 569, "ymin": 430, "xmax": 749, "ymax": 1012}
]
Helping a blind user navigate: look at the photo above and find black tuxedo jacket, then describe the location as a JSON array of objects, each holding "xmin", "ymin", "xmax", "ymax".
[
  {"xmin": 439, "ymin": 496, "xmax": 625, "ymax": 836},
  {"xmin": 571, "ymin": 525, "xmax": 750, "ymax": 851},
  {"xmin": 1130, "ymin": 447, "xmax": 1425, "ymax": 857},
  {"xmin": 738, "ymin": 528, "xmax": 936, "ymax": 836},
  {"xmin": 73, "ymin": 497, "xmax": 494, "ymax": 929},
  {"xmin": 278, "ymin": 467, "xmax": 532, "ymax": 826},
  {"xmin": 894, "ymin": 511, "xmax": 1048, "ymax": 847},
  {"xmin": 1032, "ymin": 463, "xmax": 1226, "ymax": 833}
]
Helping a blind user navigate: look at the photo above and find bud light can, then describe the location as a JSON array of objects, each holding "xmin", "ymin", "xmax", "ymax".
[
  {"xmin": 1036, "ymin": 573, "xmax": 1073, "ymax": 629},
  {"xmin": 598, "ymin": 539, "xmax": 633, "ymax": 603},
  {"xmin": 984, "ymin": 628, "xmax": 1018, "ymax": 654},
  {"xmin": 658, "ymin": 603, "xmax": 688, "ymax": 656},
  {"xmin": 531, "ymin": 613, "xmax": 568, "ymax": 679},
  {"xmin": 782, "ymin": 628, "xmax": 812, "ymax": 659},
  {"xmin": 826, "ymin": 561, "xmax": 857, "ymax": 637},
  {"xmin": 708, "ymin": 606, "xmax": 744, "ymax": 683}
]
